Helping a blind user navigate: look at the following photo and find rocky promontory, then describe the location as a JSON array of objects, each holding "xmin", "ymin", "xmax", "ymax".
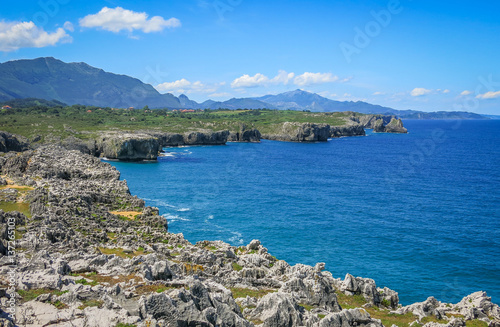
[
  {"xmin": 262, "ymin": 122, "xmax": 331, "ymax": 142},
  {"xmin": 0, "ymin": 136, "xmax": 498, "ymax": 327}
]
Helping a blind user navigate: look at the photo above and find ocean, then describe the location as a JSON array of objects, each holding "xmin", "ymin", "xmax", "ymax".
[{"xmin": 108, "ymin": 119, "xmax": 500, "ymax": 305}]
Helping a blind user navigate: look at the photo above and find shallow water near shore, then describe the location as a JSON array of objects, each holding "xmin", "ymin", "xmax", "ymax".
[{"xmin": 109, "ymin": 120, "xmax": 500, "ymax": 305}]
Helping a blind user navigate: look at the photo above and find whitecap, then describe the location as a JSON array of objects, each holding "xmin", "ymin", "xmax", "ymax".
[
  {"xmin": 162, "ymin": 214, "xmax": 190, "ymax": 222},
  {"xmin": 177, "ymin": 208, "xmax": 191, "ymax": 212}
]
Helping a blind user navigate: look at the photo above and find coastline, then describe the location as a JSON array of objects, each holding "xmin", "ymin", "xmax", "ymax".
[{"xmin": 0, "ymin": 136, "xmax": 499, "ymax": 326}]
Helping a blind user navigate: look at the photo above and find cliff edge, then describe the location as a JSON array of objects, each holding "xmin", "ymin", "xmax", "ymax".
[{"xmin": 0, "ymin": 139, "xmax": 497, "ymax": 327}]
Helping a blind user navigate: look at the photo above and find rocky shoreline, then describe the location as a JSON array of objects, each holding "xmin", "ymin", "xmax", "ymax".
[
  {"xmin": 40, "ymin": 114, "xmax": 407, "ymax": 161},
  {"xmin": 0, "ymin": 135, "xmax": 498, "ymax": 327}
]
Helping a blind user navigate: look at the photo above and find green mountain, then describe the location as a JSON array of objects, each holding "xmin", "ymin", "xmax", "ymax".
[{"xmin": 0, "ymin": 57, "xmax": 181, "ymax": 108}]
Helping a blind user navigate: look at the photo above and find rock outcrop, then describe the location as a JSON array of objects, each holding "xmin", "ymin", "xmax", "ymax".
[
  {"xmin": 97, "ymin": 133, "xmax": 161, "ymax": 161},
  {"xmin": 330, "ymin": 125, "xmax": 366, "ymax": 138},
  {"xmin": 262, "ymin": 122, "xmax": 331, "ymax": 142},
  {"xmin": 0, "ymin": 132, "xmax": 29, "ymax": 153},
  {"xmin": 355, "ymin": 115, "xmax": 408, "ymax": 134},
  {"xmin": 183, "ymin": 130, "xmax": 230, "ymax": 146},
  {"xmin": 228, "ymin": 125, "xmax": 261, "ymax": 142},
  {"xmin": 383, "ymin": 118, "xmax": 408, "ymax": 133}
]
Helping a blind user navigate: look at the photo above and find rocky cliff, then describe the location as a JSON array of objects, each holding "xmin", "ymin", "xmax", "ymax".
[
  {"xmin": 330, "ymin": 125, "xmax": 366, "ymax": 138},
  {"xmin": 0, "ymin": 144, "xmax": 498, "ymax": 327},
  {"xmin": 0, "ymin": 132, "xmax": 29, "ymax": 153},
  {"xmin": 97, "ymin": 133, "xmax": 161, "ymax": 161},
  {"xmin": 228, "ymin": 125, "xmax": 262, "ymax": 142},
  {"xmin": 262, "ymin": 122, "xmax": 331, "ymax": 142},
  {"xmin": 355, "ymin": 115, "xmax": 408, "ymax": 134}
]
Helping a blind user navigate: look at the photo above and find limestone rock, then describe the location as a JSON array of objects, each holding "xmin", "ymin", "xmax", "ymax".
[
  {"xmin": 384, "ymin": 118, "xmax": 408, "ymax": 133},
  {"xmin": 98, "ymin": 133, "xmax": 160, "ymax": 161},
  {"xmin": 262, "ymin": 122, "xmax": 330, "ymax": 142},
  {"xmin": 317, "ymin": 308, "xmax": 383, "ymax": 327},
  {"xmin": 0, "ymin": 131, "xmax": 29, "ymax": 153}
]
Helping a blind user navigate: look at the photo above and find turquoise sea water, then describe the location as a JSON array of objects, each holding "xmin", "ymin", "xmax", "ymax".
[{"xmin": 109, "ymin": 120, "xmax": 500, "ymax": 305}]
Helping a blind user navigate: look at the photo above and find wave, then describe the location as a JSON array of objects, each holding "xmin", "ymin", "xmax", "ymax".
[
  {"xmin": 177, "ymin": 208, "xmax": 191, "ymax": 212},
  {"xmin": 162, "ymin": 213, "xmax": 190, "ymax": 222}
]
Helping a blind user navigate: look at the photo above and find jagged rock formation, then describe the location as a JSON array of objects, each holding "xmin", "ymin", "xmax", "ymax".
[
  {"xmin": 97, "ymin": 133, "xmax": 161, "ymax": 161},
  {"xmin": 0, "ymin": 145, "xmax": 498, "ymax": 327},
  {"xmin": 182, "ymin": 130, "xmax": 230, "ymax": 146},
  {"xmin": 330, "ymin": 125, "xmax": 366, "ymax": 138},
  {"xmin": 262, "ymin": 122, "xmax": 331, "ymax": 142},
  {"xmin": 0, "ymin": 132, "xmax": 29, "ymax": 153},
  {"xmin": 228, "ymin": 125, "xmax": 261, "ymax": 142},
  {"xmin": 355, "ymin": 115, "xmax": 408, "ymax": 134},
  {"xmin": 383, "ymin": 118, "xmax": 408, "ymax": 133}
]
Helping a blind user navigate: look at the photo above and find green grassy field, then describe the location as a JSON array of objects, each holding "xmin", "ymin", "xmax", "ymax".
[{"xmin": 0, "ymin": 105, "xmax": 359, "ymax": 141}]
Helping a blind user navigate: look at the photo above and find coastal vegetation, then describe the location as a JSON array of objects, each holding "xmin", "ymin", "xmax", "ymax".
[{"xmin": 0, "ymin": 103, "xmax": 357, "ymax": 141}]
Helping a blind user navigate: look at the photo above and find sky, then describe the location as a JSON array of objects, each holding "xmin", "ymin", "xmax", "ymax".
[{"xmin": 1, "ymin": 0, "xmax": 500, "ymax": 114}]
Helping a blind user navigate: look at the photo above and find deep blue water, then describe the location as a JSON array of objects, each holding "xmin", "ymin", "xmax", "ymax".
[{"xmin": 109, "ymin": 120, "xmax": 500, "ymax": 305}]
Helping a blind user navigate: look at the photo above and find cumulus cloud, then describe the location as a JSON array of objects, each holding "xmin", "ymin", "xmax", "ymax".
[
  {"xmin": 270, "ymin": 70, "xmax": 295, "ymax": 85},
  {"xmin": 231, "ymin": 71, "xmax": 341, "ymax": 88},
  {"xmin": 63, "ymin": 21, "xmax": 74, "ymax": 32},
  {"xmin": 476, "ymin": 91, "xmax": 500, "ymax": 99},
  {"xmin": 0, "ymin": 21, "xmax": 71, "ymax": 52},
  {"xmin": 294, "ymin": 72, "xmax": 339, "ymax": 86},
  {"xmin": 231, "ymin": 73, "xmax": 269, "ymax": 88},
  {"xmin": 461, "ymin": 90, "xmax": 472, "ymax": 96},
  {"xmin": 410, "ymin": 87, "xmax": 433, "ymax": 97},
  {"xmin": 156, "ymin": 79, "xmax": 218, "ymax": 94},
  {"xmin": 79, "ymin": 7, "xmax": 181, "ymax": 33}
]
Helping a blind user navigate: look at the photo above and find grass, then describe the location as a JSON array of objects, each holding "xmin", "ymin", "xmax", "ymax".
[
  {"xmin": 53, "ymin": 300, "xmax": 68, "ymax": 309},
  {"xmin": 230, "ymin": 287, "xmax": 277, "ymax": 299},
  {"xmin": 134, "ymin": 284, "xmax": 180, "ymax": 295},
  {"xmin": 0, "ymin": 201, "xmax": 31, "ymax": 217},
  {"xmin": 17, "ymin": 289, "xmax": 68, "ymax": 303},
  {"xmin": 335, "ymin": 291, "xmax": 368, "ymax": 309},
  {"xmin": 465, "ymin": 320, "xmax": 488, "ymax": 327},
  {"xmin": 75, "ymin": 278, "xmax": 99, "ymax": 286},
  {"xmin": 0, "ymin": 106, "xmax": 356, "ymax": 141},
  {"xmin": 110, "ymin": 210, "xmax": 142, "ymax": 220},
  {"xmin": 78, "ymin": 299, "xmax": 104, "ymax": 310},
  {"xmin": 299, "ymin": 303, "xmax": 314, "ymax": 311},
  {"xmin": 73, "ymin": 272, "xmax": 138, "ymax": 286},
  {"xmin": 232, "ymin": 262, "xmax": 243, "ymax": 271},
  {"xmin": 98, "ymin": 247, "xmax": 146, "ymax": 259}
]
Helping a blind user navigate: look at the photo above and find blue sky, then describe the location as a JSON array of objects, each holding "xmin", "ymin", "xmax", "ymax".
[{"xmin": 1, "ymin": 0, "xmax": 499, "ymax": 114}]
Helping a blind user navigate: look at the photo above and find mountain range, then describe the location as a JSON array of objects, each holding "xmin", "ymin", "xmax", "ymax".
[{"xmin": 0, "ymin": 57, "xmax": 488, "ymax": 119}]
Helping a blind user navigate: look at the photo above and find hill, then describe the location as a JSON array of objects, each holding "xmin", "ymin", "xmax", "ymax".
[{"xmin": 0, "ymin": 57, "xmax": 181, "ymax": 109}]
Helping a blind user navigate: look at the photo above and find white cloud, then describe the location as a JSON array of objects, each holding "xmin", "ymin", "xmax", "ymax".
[
  {"xmin": 476, "ymin": 91, "xmax": 500, "ymax": 99},
  {"xmin": 294, "ymin": 72, "xmax": 339, "ymax": 86},
  {"xmin": 410, "ymin": 87, "xmax": 432, "ymax": 97},
  {"xmin": 270, "ymin": 70, "xmax": 295, "ymax": 85},
  {"xmin": 231, "ymin": 71, "xmax": 341, "ymax": 88},
  {"xmin": 63, "ymin": 21, "xmax": 74, "ymax": 32},
  {"xmin": 373, "ymin": 91, "xmax": 385, "ymax": 95},
  {"xmin": 156, "ymin": 79, "xmax": 218, "ymax": 94},
  {"xmin": 231, "ymin": 73, "xmax": 269, "ymax": 88},
  {"xmin": 79, "ymin": 7, "xmax": 181, "ymax": 33},
  {"xmin": 461, "ymin": 90, "xmax": 472, "ymax": 96},
  {"xmin": 0, "ymin": 21, "xmax": 71, "ymax": 52},
  {"xmin": 442, "ymin": 89, "xmax": 450, "ymax": 94}
]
